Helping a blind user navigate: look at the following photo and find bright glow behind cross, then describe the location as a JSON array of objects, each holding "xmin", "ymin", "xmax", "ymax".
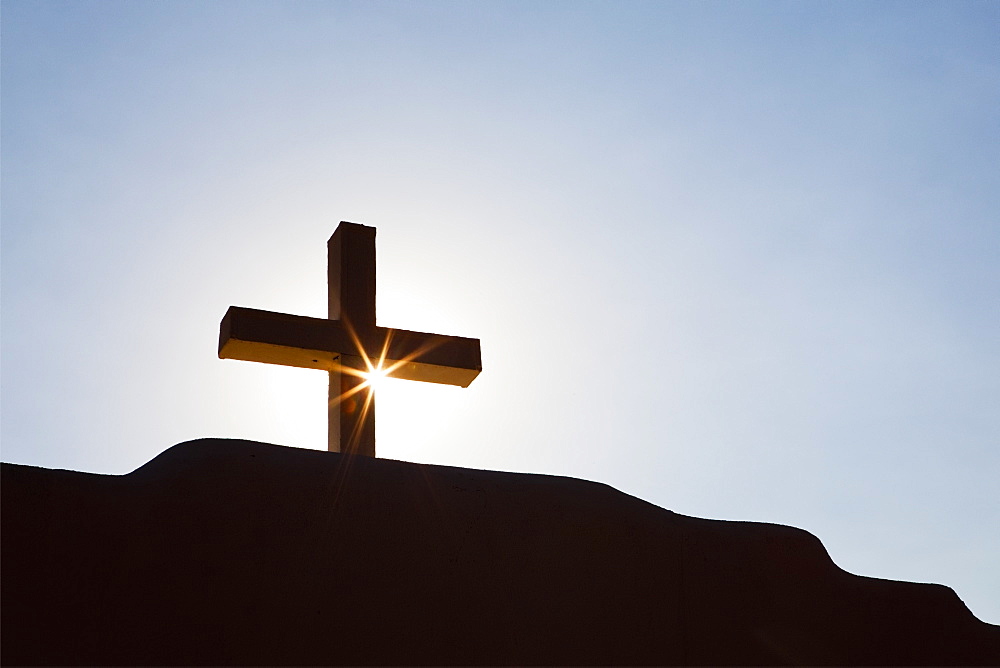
[{"xmin": 218, "ymin": 221, "xmax": 482, "ymax": 457}]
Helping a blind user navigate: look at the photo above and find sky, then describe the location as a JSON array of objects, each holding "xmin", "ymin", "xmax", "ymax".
[{"xmin": 2, "ymin": 0, "xmax": 998, "ymax": 623}]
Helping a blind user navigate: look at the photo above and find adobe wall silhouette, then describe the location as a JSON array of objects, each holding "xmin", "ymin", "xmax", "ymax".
[{"xmin": 3, "ymin": 439, "xmax": 998, "ymax": 665}]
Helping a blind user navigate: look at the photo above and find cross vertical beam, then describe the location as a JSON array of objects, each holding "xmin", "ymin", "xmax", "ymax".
[{"xmin": 328, "ymin": 223, "xmax": 377, "ymax": 456}]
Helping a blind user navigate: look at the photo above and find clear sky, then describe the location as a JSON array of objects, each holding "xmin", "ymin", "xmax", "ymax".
[{"xmin": 3, "ymin": 0, "xmax": 998, "ymax": 623}]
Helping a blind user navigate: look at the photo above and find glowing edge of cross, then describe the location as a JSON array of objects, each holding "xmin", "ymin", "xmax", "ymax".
[{"xmin": 219, "ymin": 306, "xmax": 482, "ymax": 388}]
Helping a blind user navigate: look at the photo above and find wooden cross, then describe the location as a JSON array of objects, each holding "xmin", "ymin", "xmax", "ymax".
[{"xmin": 218, "ymin": 222, "xmax": 482, "ymax": 456}]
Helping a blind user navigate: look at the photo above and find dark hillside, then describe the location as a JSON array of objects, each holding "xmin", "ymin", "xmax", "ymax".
[{"xmin": 3, "ymin": 439, "xmax": 997, "ymax": 665}]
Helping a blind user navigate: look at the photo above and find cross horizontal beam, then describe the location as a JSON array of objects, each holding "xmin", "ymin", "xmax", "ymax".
[{"xmin": 219, "ymin": 306, "xmax": 482, "ymax": 388}]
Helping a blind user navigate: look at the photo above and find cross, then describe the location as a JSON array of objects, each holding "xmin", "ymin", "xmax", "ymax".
[{"xmin": 218, "ymin": 221, "xmax": 482, "ymax": 457}]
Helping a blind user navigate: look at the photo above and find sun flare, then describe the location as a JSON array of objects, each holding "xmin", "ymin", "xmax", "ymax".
[{"xmin": 362, "ymin": 365, "xmax": 390, "ymax": 391}]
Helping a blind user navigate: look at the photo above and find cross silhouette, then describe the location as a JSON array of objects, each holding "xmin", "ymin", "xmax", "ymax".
[{"xmin": 218, "ymin": 222, "xmax": 482, "ymax": 456}]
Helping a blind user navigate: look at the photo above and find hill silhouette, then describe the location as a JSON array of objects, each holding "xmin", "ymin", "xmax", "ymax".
[{"xmin": 3, "ymin": 439, "xmax": 998, "ymax": 665}]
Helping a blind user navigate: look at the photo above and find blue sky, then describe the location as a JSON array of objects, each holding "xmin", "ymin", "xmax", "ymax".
[{"xmin": 3, "ymin": 1, "xmax": 998, "ymax": 623}]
